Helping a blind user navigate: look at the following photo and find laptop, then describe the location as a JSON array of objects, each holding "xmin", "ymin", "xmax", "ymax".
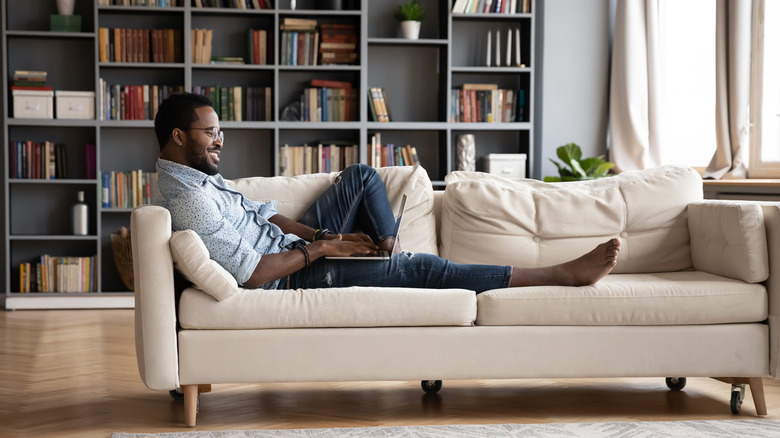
[{"xmin": 325, "ymin": 194, "xmax": 407, "ymax": 260}]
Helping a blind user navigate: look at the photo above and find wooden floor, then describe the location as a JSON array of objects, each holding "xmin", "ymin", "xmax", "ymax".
[{"xmin": 2, "ymin": 309, "xmax": 780, "ymax": 437}]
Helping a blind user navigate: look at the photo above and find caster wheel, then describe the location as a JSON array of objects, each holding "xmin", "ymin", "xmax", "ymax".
[
  {"xmin": 169, "ymin": 388, "xmax": 184, "ymax": 402},
  {"xmin": 421, "ymin": 380, "xmax": 442, "ymax": 394},
  {"xmin": 666, "ymin": 377, "xmax": 687, "ymax": 391},
  {"xmin": 731, "ymin": 385, "xmax": 745, "ymax": 414}
]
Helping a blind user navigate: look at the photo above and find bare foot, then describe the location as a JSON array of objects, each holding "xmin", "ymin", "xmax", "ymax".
[{"xmin": 510, "ymin": 238, "xmax": 621, "ymax": 287}]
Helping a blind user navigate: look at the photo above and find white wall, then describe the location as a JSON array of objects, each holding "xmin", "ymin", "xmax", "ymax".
[{"xmin": 533, "ymin": 0, "xmax": 611, "ymax": 180}]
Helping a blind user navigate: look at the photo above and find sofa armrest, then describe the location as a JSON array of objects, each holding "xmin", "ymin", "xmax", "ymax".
[
  {"xmin": 760, "ymin": 203, "xmax": 780, "ymax": 378},
  {"xmin": 131, "ymin": 205, "xmax": 179, "ymax": 390},
  {"xmin": 688, "ymin": 201, "xmax": 768, "ymax": 283},
  {"xmin": 690, "ymin": 200, "xmax": 780, "ymax": 378}
]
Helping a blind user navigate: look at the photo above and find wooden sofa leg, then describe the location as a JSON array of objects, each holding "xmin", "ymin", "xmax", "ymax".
[
  {"xmin": 748, "ymin": 377, "xmax": 768, "ymax": 416},
  {"xmin": 183, "ymin": 384, "xmax": 199, "ymax": 427}
]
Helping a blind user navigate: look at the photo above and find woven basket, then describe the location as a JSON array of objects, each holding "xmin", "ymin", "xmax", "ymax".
[{"xmin": 110, "ymin": 227, "xmax": 134, "ymax": 291}]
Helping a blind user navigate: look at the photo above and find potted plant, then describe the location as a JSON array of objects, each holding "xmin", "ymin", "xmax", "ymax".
[
  {"xmin": 544, "ymin": 143, "xmax": 615, "ymax": 182},
  {"xmin": 395, "ymin": 0, "xmax": 425, "ymax": 40}
]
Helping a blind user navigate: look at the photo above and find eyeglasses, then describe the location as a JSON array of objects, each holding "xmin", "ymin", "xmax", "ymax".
[{"xmin": 189, "ymin": 127, "xmax": 224, "ymax": 144}]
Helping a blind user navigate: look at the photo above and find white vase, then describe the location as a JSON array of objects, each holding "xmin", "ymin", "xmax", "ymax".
[
  {"xmin": 401, "ymin": 20, "xmax": 421, "ymax": 40},
  {"xmin": 57, "ymin": 0, "xmax": 75, "ymax": 15},
  {"xmin": 456, "ymin": 134, "xmax": 476, "ymax": 171}
]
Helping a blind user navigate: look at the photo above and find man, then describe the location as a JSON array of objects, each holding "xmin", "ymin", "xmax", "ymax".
[{"xmin": 154, "ymin": 93, "xmax": 621, "ymax": 292}]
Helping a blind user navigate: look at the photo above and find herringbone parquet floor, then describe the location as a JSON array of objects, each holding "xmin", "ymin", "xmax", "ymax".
[{"xmin": 2, "ymin": 309, "xmax": 780, "ymax": 437}]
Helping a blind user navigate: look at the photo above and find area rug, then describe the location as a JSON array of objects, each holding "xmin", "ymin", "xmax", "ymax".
[{"xmin": 113, "ymin": 419, "xmax": 780, "ymax": 438}]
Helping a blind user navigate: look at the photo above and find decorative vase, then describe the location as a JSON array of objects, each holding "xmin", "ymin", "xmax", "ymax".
[
  {"xmin": 401, "ymin": 20, "xmax": 421, "ymax": 40},
  {"xmin": 456, "ymin": 134, "xmax": 476, "ymax": 171},
  {"xmin": 56, "ymin": 0, "xmax": 75, "ymax": 15}
]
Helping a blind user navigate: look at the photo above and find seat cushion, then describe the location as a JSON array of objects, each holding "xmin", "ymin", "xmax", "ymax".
[
  {"xmin": 441, "ymin": 165, "xmax": 703, "ymax": 273},
  {"xmin": 476, "ymin": 272, "xmax": 767, "ymax": 326},
  {"xmin": 179, "ymin": 286, "xmax": 476, "ymax": 329},
  {"xmin": 226, "ymin": 165, "xmax": 438, "ymax": 255}
]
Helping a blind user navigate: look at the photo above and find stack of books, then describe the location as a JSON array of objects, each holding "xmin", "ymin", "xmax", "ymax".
[
  {"xmin": 191, "ymin": 29, "xmax": 213, "ymax": 64},
  {"xmin": 193, "ymin": 0, "xmax": 272, "ymax": 8},
  {"xmin": 319, "ymin": 23, "xmax": 357, "ymax": 65},
  {"xmin": 245, "ymin": 28, "xmax": 269, "ymax": 65},
  {"xmin": 299, "ymin": 79, "xmax": 357, "ymax": 122},
  {"xmin": 280, "ymin": 142, "xmax": 360, "ymax": 177},
  {"xmin": 18, "ymin": 255, "xmax": 97, "ymax": 294},
  {"xmin": 101, "ymin": 170, "xmax": 158, "ymax": 209},
  {"xmin": 98, "ymin": 80, "xmax": 185, "ymax": 120},
  {"xmin": 11, "ymin": 70, "xmax": 49, "ymax": 90},
  {"xmin": 367, "ymin": 133, "xmax": 420, "ymax": 168},
  {"xmin": 452, "ymin": 0, "xmax": 531, "ymax": 14},
  {"xmin": 280, "ymin": 18, "xmax": 319, "ymax": 66},
  {"xmin": 7, "ymin": 140, "xmax": 75, "ymax": 180},
  {"xmin": 98, "ymin": 28, "xmax": 183, "ymax": 63},
  {"xmin": 193, "ymin": 85, "xmax": 272, "ymax": 121},
  {"xmin": 368, "ymin": 87, "xmax": 391, "ymax": 122},
  {"xmin": 451, "ymin": 83, "xmax": 524, "ymax": 123}
]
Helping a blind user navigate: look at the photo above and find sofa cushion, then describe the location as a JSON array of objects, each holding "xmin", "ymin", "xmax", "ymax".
[
  {"xmin": 178, "ymin": 286, "xmax": 476, "ymax": 329},
  {"xmin": 476, "ymin": 272, "xmax": 767, "ymax": 326},
  {"xmin": 441, "ymin": 165, "xmax": 702, "ymax": 274},
  {"xmin": 688, "ymin": 201, "xmax": 769, "ymax": 283},
  {"xmin": 170, "ymin": 230, "xmax": 238, "ymax": 301},
  {"xmin": 226, "ymin": 165, "xmax": 438, "ymax": 255}
]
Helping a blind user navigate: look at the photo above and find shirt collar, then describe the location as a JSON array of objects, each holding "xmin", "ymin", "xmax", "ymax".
[{"xmin": 157, "ymin": 158, "xmax": 212, "ymax": 187}]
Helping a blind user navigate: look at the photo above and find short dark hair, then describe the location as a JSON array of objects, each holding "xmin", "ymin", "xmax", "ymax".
[{"xmin": 154, "ymin": 93, "xmax": 214, "ymax": 151}]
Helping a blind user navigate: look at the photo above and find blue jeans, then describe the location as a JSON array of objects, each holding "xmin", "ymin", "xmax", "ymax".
[{"xmin": 294, "ymin": 164, "xmax": 512, "ymax": 293}]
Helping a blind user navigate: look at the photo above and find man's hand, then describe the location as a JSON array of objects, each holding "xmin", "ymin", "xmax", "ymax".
[
  {"xmin": 323, "ymin": 232, "xmax": 373, "ymax": 245},
  {"xmin": 315, "ymin": 234, "xmax": 378, "ymax": 257}
]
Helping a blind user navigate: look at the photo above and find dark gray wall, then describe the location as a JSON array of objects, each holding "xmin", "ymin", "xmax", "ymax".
[{"xmin": 534, "ymin": 0, "xmax": 611, "ymax": 180}]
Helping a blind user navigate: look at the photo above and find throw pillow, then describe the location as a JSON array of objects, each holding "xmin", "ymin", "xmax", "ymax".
[{"xmin": 169, "ymin": 230, "xmax": 238, "ymax": 301}]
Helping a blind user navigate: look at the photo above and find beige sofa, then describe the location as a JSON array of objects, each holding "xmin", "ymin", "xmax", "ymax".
[{"xmin": 131, "ymin": 165, "xmax": 778, "ymax": 426}]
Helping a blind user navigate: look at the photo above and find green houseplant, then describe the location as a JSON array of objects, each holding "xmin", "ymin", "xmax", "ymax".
[
  {"xmin": 395, "ymin": 0, "xmax": 425, "ymax": 39},
  {"xmin": 544, "ymin": 143, "xmax": 615, "ymax": 182}
]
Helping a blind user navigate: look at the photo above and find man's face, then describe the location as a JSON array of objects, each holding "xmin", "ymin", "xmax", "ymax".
[{"xmin": 183, "ymin": 106, "xmax": 223, "ymax": 175}]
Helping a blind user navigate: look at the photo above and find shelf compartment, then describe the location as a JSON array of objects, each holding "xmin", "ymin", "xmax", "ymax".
[
  {"xmin": 368, "ymin": 45, "xmax": 445, "ymax": 122},
  {"xmin": 9, "ymin": 239, "xmax": 99, "ymax": 294},
  {"xmin": 7, "ymin": 0, "xmax": 95, "ymax": 32},
  {"xmin": 7, "ymin": 125, "xmax": 97, "ymax": 180},
  {"xmin": 450, "ymin": 129, "xmax": 531, "ymax": 175},
  {"xmin": 9, "ymin": 183, "xmax": 98, "ymax": 236},
  {"xmin": 451, "ymin": 18, "xmax": 532, "ymax": 68},
  {"xmin": 367, "ymin": 129, "xmax": 447, "ymax": 184},
  {"xmin": 8, "ymin": 38, "xmax": 94, "ymax": 91},
  {"xmin": 367, "ymin": 0, "xmax": 445, "ymax": 40}
]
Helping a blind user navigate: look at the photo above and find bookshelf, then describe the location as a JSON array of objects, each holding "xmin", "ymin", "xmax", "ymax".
[{"xmin": 2, "ymin": 0, "xmax": 536, "ymax": 309}]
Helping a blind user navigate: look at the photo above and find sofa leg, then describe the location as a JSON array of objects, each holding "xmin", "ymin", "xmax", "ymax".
[
  {"xmin": 712, "ymin": 377, "xmax": 768, "ymax": 416},
  {"xmin": 183, "ymin": 384, "xmax": 199, "ymax": 427},
  {"xmin": 748, "ymin": 377, "xmax": 768, "ymax": 416}
]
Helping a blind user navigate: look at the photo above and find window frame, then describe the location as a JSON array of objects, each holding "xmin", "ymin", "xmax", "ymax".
[{"xmin": 749, "ymin": 0, "xmax": 780, "ymax": 178}]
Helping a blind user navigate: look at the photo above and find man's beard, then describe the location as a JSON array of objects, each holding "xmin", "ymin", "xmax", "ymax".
[{"xmin": 185, "ymin": 142, "xmax": 219, "ymax": 175}]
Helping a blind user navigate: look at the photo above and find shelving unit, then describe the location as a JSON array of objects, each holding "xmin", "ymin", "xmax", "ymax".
[{"xmin": 2, "ymin": 0, "xmax": 536, "ymax": 309}]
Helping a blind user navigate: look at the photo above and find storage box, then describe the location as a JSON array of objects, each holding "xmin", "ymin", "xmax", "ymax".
[
  {"xmin": 12, "ymin": 89, "xmax": 54, "ymax": 119},
  {"xmin": 50, "ymin": 14, "xmax": 81, "ymax": 32},
  {"xmin": 485, "ymin": 153, "xmax": 527, "ymax": 178},
  {"xmin": 56, "ymin": 91, "xmax": 95, "ymax": 120}
]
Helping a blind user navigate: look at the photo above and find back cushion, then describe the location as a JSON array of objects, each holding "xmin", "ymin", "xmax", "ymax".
[
  {"xmin": 226, "ymin": 165, "xmax": 438, "ymax": 255},
  {"xmin": 440, "ymin": 165, "xmax": 703, "ymax": 273}
]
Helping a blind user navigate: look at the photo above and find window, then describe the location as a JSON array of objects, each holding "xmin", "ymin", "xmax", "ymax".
[
  {"xmin": 750, "ymin": 0, "xmax": 780, "ymax": 177},
  {"xmin": 657, "ymin": 0, "xmax": 717, "ymax": 168}
]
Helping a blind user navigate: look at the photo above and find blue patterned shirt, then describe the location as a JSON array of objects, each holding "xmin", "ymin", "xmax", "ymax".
[{"xmin": 155, "ymin": 159, "xmax": 301, "ymax": 289}]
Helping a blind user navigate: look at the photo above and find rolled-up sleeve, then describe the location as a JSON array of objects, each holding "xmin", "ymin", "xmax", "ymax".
[{"xmin": 169, "ymin": 192, "xmax": 261, "ymax": 285}]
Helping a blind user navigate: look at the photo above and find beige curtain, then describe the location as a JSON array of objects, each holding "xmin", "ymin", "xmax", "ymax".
[
  {"xmin": 703, "ymin": 0, "xmax": 752, "ymax": 179},
  {"xmin": 609, "ymin": 0, "xmax": 664, "ymax": 172}
]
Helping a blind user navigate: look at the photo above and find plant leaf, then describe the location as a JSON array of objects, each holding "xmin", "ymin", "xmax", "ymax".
[
  {"xmin": 543, "ymin": 176, "xmax": 562, "ymax": 182},
  {"xmin": 593, "ymin": 162, "xmax": 616, "ymax": 178},
  {"xmin": 557, "ymin": 143, "xmax": 582, "ymax": 164},
  {"xmin": 569, "ymin": 159, "xmax": 587, "ymax": 178}
]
